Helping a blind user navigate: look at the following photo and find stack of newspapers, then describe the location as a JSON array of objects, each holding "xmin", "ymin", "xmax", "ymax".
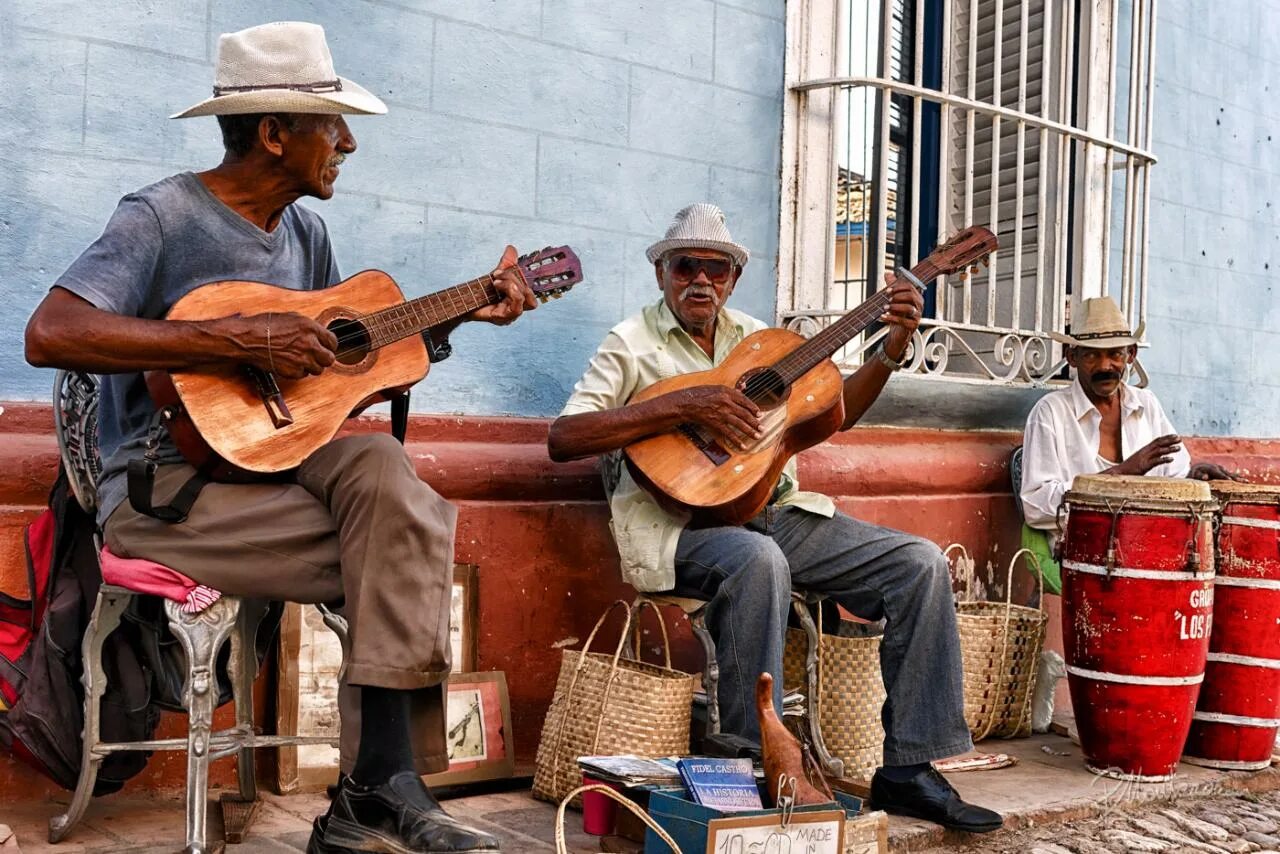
[{"xmin": 576, "ymin": 755, "xmax": 683, "ymax": 787}]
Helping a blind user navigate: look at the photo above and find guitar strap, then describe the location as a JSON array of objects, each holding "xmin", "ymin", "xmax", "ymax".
[
  {"xmin": 391, "ymin": 390, "xmax": 410, "ymax": 445},
  {"xmin": 129, "ymin": 391, "xmax": 412, "ymax": 524},
  {"xmin": 127, "ymin": 406, "xmax": 209, "ymax": 524}
]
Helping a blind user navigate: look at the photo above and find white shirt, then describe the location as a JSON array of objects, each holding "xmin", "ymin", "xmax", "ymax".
[{"xmin": 1020, "ymin": 380, "xmax": 1190, "ymax": 533}]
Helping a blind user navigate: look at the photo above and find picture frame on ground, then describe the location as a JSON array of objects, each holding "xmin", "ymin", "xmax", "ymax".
[
  {"xmin": 275, "ymin": 563, "xmax": 481, "ymax": 794},
  {"xmin": 451, "ymin": 563, "xmax": 478, "ymax": 674},
  {"xmin": 424, "ymin": 671, "xmax": 515, "ymax": 787}
]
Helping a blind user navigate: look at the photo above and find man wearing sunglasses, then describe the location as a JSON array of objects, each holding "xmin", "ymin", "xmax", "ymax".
[{"xmin": 548, "ymin": 203, "xmax": 1002, "ymax": 835}]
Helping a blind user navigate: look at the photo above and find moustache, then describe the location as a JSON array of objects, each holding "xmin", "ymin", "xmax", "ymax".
[
  {"xmin": 680, "ymin": 286, "xmax": 718, "ymax": 302},
  {"xmin": 1090, "ymin": 371, "xmax": 1121, "ymax": 384}
]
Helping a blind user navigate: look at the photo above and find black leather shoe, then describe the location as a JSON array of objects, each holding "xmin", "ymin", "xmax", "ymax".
[
  {"xmin": 307, "ymin": 771, "xmax": 501, "ymax": 853},
  {"xmin": 869, "ymin": 766, "xmax": 1003, "ymax": 834}
]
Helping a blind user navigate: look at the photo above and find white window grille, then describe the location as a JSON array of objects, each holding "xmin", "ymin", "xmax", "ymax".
[{"xmin": 779, "ymin": 0, "xmax": 1158, "ymax": 386}]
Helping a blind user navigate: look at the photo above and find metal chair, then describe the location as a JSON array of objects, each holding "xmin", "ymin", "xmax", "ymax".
[
  {"xmin": 1010, "ymin": 445, "xmax": 1026, "ymax": 520},
  {"xmin": 630, "ymin": 589, "xmax": 845, "ymax": 778},
  {"xmin": 49, "ymin": 370, "xmax": 350, "ymax": 854}
]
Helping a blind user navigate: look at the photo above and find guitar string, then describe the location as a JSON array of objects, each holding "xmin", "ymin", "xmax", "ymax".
[
  {"xmin": 327, "ymin": 277, "xmax": 499, "ymax": 359},
  {"xmin": 327, "ymin": 265, "xmax": 575, "ymax": 359},
  {"xmin": 665, "ymin": 250, "xmax": 971, "ymax": 451}
]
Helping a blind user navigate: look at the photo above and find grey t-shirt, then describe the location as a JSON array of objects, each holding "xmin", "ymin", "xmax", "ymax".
[{"xmin": 54, "ymin": 172, "xmax": 340, "ymax": 525}]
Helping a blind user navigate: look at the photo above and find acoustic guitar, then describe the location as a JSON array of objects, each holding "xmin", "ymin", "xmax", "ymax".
[
  {"xmin": 623, "ymin": 227, "xmax": 997, "ymax": 525},
  {"xmin": 147, "ymin": 246, "xmax": 581, "ymax": 478}
]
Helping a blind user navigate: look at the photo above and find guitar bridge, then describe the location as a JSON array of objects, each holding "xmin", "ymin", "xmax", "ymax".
[
  {"xmin": 243, "ymin": 366, "xmax": 294, "ymax": 429},
  {"xmin": 678, "ymin": 424, "xmax": 730, "ymax": 465}
]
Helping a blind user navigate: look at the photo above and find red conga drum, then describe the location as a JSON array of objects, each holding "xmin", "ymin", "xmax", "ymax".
[
  {"xmin": 1183, "ymin": 481, "xmax": 1280, "ymax": 770},
  {"xmin": 1061, "ymin": 475, "xmax": 1217, "ymax": 781}
]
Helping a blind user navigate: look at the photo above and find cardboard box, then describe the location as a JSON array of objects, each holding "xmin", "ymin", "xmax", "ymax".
[{"xmin": 644, "ymin": 787, "xmax": 872, "ymax": 854}]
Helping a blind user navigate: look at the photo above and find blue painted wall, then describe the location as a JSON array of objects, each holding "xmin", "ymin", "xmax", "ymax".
[
  {"xmin": 1139, "ymin": 0, "xmax": 1280, "ymax": 438},
  {"xmin": 0, "ymin": 0, "xmax": 785, "ymax": 415},
  {"xmin": 3, "ymin": 2, "xmax": 1274, "ymax": 438}
]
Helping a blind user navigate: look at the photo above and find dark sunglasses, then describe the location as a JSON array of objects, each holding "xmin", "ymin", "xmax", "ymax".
[{"xmin": 667, "ymin": 254, "xmax": 735, "ymax": 285}]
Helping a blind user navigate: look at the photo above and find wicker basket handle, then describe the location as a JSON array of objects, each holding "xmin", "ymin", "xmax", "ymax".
[
  {"xmin": 1004, "ymin": 548, "xmax": 1044, "ymax": 611},
  {"xmin": 628, "ymin": 597, "xmax": 675, "ymax": 670},
  {"xmin": 944, "ymin": 542, "xmax": 975, "ymax": 601},
  {"xmin": 555, "ymin": 784, "xmax": 683, "ymax": 853},
  {"xmin": 578, "ymin": 599, "xmax": 634, "ymax": 659},
  {"xmin": 548, "ymin": 600, "xmax": 636, "ymax": 790}
]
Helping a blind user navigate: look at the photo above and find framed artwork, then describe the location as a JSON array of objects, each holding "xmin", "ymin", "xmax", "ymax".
[
  {"xmin": 424, "ymin": 671, "xmax": 515, "ymax": 787},
  {"xmin": 275, "ymin": 564, "xmax": 481, "ymax": 794},
  {"xmin": 450, "ymin": 564, "xmax": 478, "ymax": 673}
]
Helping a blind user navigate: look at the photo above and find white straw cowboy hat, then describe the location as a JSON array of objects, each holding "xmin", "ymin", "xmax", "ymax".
[
  {"xmin": 646, "ymin": 203, "xmax": 750, "ymax": 267},
  {"xmin": 171, "ymin": 22, "xmax": 387, "ymax": 119},
  {"xmin": 1051, "ymin": 296, "xmax": 1145, "ymax": 348}
]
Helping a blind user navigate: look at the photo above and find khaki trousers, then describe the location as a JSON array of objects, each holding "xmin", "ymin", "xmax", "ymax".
[{"xmin": 104, "ymin": 433, "xmax": 456, "ymax": 775}]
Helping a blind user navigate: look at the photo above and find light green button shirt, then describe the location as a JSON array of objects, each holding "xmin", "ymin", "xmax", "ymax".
[{"xmin": 560, "ymin": 299, "xmax": 835, "ymax": 592}]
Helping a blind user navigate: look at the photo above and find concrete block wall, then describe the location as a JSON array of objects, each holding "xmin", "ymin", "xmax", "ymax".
[
  {"xmin": 1139, "ymin": 0, "xmax": 1280, "ymax": 437},
  {"xmin": 0, "ymin": 0, "xmax": 785, "ymax": 416}
]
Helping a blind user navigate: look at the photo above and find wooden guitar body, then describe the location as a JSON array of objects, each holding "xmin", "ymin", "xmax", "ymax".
[
  {"xmin": 156, "ymin": 271, "xmax": 429, "ymax": 474},
  {"xmin": 623, "ymin": 327, "xmax": 845, "ymax": 526}
]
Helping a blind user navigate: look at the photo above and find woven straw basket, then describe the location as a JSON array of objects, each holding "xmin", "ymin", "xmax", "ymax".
[
  {"xmin": 532, "ymin": 600, "xmax": 696, "ymax": 805},
  {"xmin": 782, "ymin": 624, "xmax": 886, "ymax": 781},
  {"xmin": 948, "ymin": 544, "xmax": 1048, "ymax": 740}
]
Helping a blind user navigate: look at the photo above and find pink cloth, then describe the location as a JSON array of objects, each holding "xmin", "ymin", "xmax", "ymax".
[{"xmin": 99, "ymin": 547, "xmax": 222, "ymax": 613}]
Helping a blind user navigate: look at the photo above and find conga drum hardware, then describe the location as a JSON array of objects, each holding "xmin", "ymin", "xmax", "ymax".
[
  {"xmin": 1183, "ymin": 481, "xmax": 1280, "ymax": 771},
  {"xmin": 1060, "ymin": 475, "xmax": 1218, "ymax": 782}
]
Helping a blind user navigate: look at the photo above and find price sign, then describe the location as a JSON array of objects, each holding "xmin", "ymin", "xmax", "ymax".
[{"xmin": 705, "ymin": 808, "xmax": 845, "ymax": 854}]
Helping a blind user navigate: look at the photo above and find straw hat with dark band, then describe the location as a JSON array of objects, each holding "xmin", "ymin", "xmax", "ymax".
[
  {"xmin": 1050, "ymin": 297, "xmax": 1145, "ymax": 348},
  {"xmin": 171, "ymin": 22, "xmax": 386, "ymax": 119}
]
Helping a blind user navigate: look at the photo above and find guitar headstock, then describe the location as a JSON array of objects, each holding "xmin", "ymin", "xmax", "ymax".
[
  {"xmin": 927, "ymin": 226, "xmax": 998, "ymax": 277},
  {"xmin": 516, "ymin": 246, "xmax": 583, "ymax": 302}
]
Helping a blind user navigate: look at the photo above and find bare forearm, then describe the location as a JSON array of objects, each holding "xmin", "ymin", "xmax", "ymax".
[
  {"xmin": 26, "ymin": 290, "xmax": 247, "ymax": 374},
  {"xmin": 840, "ymin": 358, "xmax": 894, "ymax": 430},
  {"xmin": 548, "ymin": 399, "xmax": 686, "ymax": 462}
]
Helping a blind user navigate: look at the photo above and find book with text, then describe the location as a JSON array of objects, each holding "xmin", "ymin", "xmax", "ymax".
[{"xmin": 676, "ymin": 757, "xmax": 763, "ymax": 812}]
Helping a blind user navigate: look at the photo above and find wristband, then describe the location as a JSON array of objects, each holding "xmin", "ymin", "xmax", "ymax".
[{"xmin": 874, "ymin": 342, "xmax": 907, "ymax": 371}]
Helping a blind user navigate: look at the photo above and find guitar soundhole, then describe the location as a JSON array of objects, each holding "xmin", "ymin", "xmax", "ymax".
[
  {"xmin": 328, "ymin": 318, "xmax": 370, "ymax": 366},
  {"xmin": 737, "ymin": 368, "xmax": 789, "ymax": 409}
]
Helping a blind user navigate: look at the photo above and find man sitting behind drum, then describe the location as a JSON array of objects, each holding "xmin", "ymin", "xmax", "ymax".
[{"xmin": 1021, "ymin": 296, "xmax": 1238, "ymax": 541}]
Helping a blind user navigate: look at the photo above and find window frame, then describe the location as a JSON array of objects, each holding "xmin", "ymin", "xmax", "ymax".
[{"xmin": 778, "ymin": 0, "xmax": 1160, "ymax": 390}]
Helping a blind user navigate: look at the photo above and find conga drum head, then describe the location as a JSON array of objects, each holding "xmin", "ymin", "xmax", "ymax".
[
  {"xmin": 1068, "ymin": 474, "xmax": 1213, "ymax": 505},
  {"xmin": 1209, "ymin": 480, "xmax": 1280, "ymax": 505}
]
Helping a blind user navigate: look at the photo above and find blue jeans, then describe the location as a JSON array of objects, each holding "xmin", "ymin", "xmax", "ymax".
[{"xmin": 672, "ymin": 506, "xmax": 973, "ymax": 766}]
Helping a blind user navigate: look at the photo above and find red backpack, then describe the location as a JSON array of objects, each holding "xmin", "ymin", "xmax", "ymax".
[
  {"xmin": 0, "ymin": 498, "xmax": 55, "ymax": 711},
  {"xmin": 0, "ymin": 465, "xmax": 157, "ymax": 792}
]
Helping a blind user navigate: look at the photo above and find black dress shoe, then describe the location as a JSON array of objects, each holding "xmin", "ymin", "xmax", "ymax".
[
  {"xmin": 869, "ymin": 766, "xmax": 1003, "ymax": 834},
  {"xmin": 307, "ymin": 771, "xmax": 501, "ymax": 853}
]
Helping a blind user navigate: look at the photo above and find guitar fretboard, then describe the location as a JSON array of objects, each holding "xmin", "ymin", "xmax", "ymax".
[
  {"xmin": 335, "ymin": 277, "xmax": 500, "ymax": 358},
  {"xmin": 764, "ymin": 257, "xmax": 942, "ymax": 390}
]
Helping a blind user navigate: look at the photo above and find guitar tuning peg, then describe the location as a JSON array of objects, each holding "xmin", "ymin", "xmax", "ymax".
[
  {"xmin": 958, "ymin": 270, "xmax": 968, "ymax": 281},
  {"xmin": 537, "ymin": 295, "xmax": 548, "ymax": 304},
  {"xmin": 970, "ymin": 264, "xmax": 981, "ymax": 274},
  {"xmin": 551, "ymin": 291, "xmax": 563, "ymax": 299}
]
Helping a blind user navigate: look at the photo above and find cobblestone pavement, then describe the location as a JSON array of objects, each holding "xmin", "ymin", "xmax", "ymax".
[{"xmin": 916, "ymin": 788, "xmax": 1280, "ymax": 853}]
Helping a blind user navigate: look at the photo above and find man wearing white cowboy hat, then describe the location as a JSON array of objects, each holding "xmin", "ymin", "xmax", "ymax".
[
  {"xmin": 1021, "ymin": 296, "xmax": 1239, "ymax": 538},
  {"xmin": 547, "ymin": 204, "xmax": 1004, "ymax": 834},
  {"xmin": 24, "ymin": 21, "xmax": 536, "ymax": 854}
]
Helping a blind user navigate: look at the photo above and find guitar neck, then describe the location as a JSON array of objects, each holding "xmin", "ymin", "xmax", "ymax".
[
  {"xmin": 773, "ymin": 257, "xmax": 942, "ymax": 382},
  {"xmin": 357, "ymin": 275, "xmax": 502, "ymax": 351}
]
